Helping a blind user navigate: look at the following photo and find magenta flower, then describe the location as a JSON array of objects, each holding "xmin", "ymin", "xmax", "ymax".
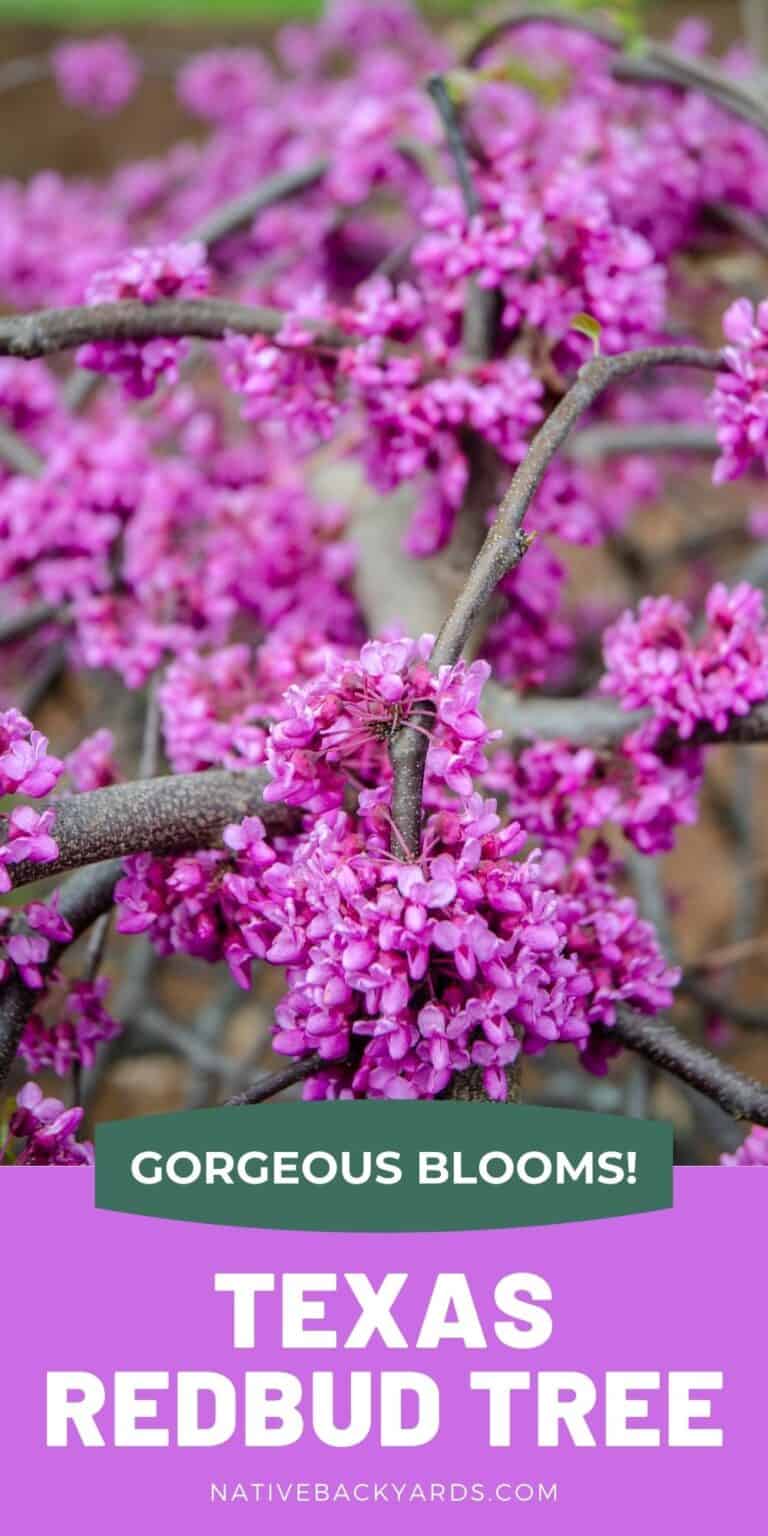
[
  {"xmin": 7, "ymin": 933, "xmax": 51, "ymax": 990},
  {"xmin": 20, "ymin": 979, "xmax": 120, "ymax": 1076},
  {"xmin": 710, "ymin": 298, "xmax": 768, "ymax": 482},
  {"xmin": 0, "ymin": 711, "xmax": 62, "ymax": 798},
  {"xmin": 77, "ymin": 242, "xmax": 210, "ymax": 397},
  {"xmin": 602, "ymin": 582, "xmax": 768, "ymax": 738},
  {"xmin": 265, "ymin": 634, "xmax": 495, "ymax": 814},
  {"xmin": 52, "ymin": 36, "xmax": 140, "ymax": 116},
  {"xmin": 721, "ymin": 1126, "xmax": 768, "ymax": 1166},
  {"xmin": 176, "ymin": 49, "xmax": 273, "ymax": 124},
  {"xmin": 64, "ymin": 729, "xmax": 119, "ymax": 791},
  {"xmin": 3, "ymin": 806, "xmax": 58, "ymax": 867},
  {"xmin": 6, "ymin": 1083, "xmax": 92, "ymax": 1166}
]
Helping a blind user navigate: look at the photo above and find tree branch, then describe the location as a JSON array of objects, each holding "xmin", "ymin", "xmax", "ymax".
[
  {"xmin": 657, "ymin": 702, "xmax": 768, "ymax": 751},
  {"xmin": 225, "ymin": 1052, "xmax": 323, "ymax": 1105},
  {"xmin": 708, "ymin": 200, "xmax": 768, "ymax": 256},
  {"xmin": 0, "ymin": 423, "xmax": 43, "ymax": 477},
  {"xmin": 0, "ymin": 600, "xmax": 66, "ymax": 647},
  {"xmin": 742, "ymin": 0, "xmax": 768, "ymax": 67},
  {"xmin": 482, "ymin": 688, "xmax": 645, "ymax": 746},
  {"xmin": 567, "ymin": 421, "xmax": 718, "ymax": 461},
  {"xmin": 426, "ymin": 74, "xmax": 497, "ymax": 362},
  {"xmin": 0, "ymin": 298, "xmax": 359, "ymax": 362},
  {"xmin": 186, "ymin": 159, "xmax": 329, "ymax": 249},
  {"xmin": 679, "ymin": 974, "xmax": 768, "ymax": 1032},
  {"xmin": 426, "ymin": 74, "xmax": 479, "ymax": 217},
  {"xmin": 486, "ymin": 690, "xmax": 768, "ymax": 750},
  {"xmin": 386, "ymin": 344, "xmax": 722, "ymax": 859},
  {"xmin": 7, "ymin": 768, "xmax": 299, "ymax": 890},
  {"xmin": 0, "ymin": 860, "xmax": 121, "ymax": 1093},
  {"xmin": 221, "ymin": 1008, "xmax": 768, "ymax": 1125},
  {"xmin": 464, "ymin": 6, "xmax": 768, "ymax": 135},
  {"xmin": 610, "ymin": 1009, "xmax": 768, "ymax": 1125},
  {"xmin": 432, "ymin": 346, "xmax": 722, "ymax": 671}
]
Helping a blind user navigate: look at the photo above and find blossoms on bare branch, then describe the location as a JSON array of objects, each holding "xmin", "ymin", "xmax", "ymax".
[{"xmin": 1, "ymin": 3, "xmax": 768, "ymax": 1137}]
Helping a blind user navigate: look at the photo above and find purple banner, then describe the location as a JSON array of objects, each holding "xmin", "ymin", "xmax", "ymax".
[{"xmin": 1, "ymin": 1167, "xmax": 764, "ymax": 1532}]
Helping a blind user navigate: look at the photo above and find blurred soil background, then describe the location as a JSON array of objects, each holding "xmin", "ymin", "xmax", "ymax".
[{"xmin": 1, "ymin": 1, "xmax": 767, "ymax": 1157}]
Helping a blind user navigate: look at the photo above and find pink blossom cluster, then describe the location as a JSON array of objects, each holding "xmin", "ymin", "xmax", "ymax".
[
  {"xmin": 115, "ymin": 817, "xmax": 278, "ymax": 978},
  {"xmin": 0, "ymin": 712, "xmax": 62, "ymax": 892},
  {"xmin": 0, "ymin": 893, "xmax": 72, "ymax": 989},
  {"xmin": 484, "ymin": 733, "xmax": 703, "ymax": 859},
  {"xmin": 0, "ymin": 410, "xmax": 359, "ymax": 688},
  {"xmin": 0, "ymin": 174, "xmax": 127, "ymax": 307},
  {"xmin": 63, "ymin": 729, "xmax": 120, "ymax": 792},
  {"xmin": 0, "ymin": 413, "xmax": 150, "ymax": 613},
  {"xmin": 2, "ymin": 1083, "xmax": 92, "ymax": 1166},
  {"xmin": 534, "ymin": 457, "xmax": 662, "ymax": 547},
  {"xmin": 482, "ymin": 544, "xmax": 575, "ymax": 691},
  {"xmin": 222, "ymin": 328, "xmax": 342, "ymax": 450},
  {"xmin": 602, "ymin": 582, "xmax": 768, "ymax": 738},
  {"xmin": 114, "ymin": 800, "xmax": 675, "ymax": 1101},
  {"xmin": 1, "ymin": 8, "xmax": 766, "ymax": 1133},
  {"xmin": 720, "ymin": 1126, "xmax": 768, "ymax": 1166},
  {"xmin": 222, "ymin": 287, "xmax": 544, "ymax": 550},
  {"xmin": 413, "ymin": 173, "xmax": 666, "ymax": 365},
  {"xmin": 0, "ymin": 710, "xmax": 62, "ymax": 799},
  {"xmin": 710, "ymin": 299, "xmax": 768, "ymax": 483},
  {"xmin": 111, "ymin": 633, "xmax": 679, "ymax": 1099},
  {"xmin": 78, "ymin": 242, "xmax": 211, "ymax": 397},
  {"xmin": 160, "ymin": 635, "xmax": 338, "ymax": 775},
  {"xmin": 266, "ymin": 801, "xmax": 584, "ymax": 1100},
  {"xmin": 20, "ymin": 979, "xmax": 120, "ymax": 1077},
  {"xmin": 177, "ymin": 49, "xmax": 274, "ymax": 124},
  {"xmin": 0, "ymin": 360, "xmax": 64, "ymax": 459},
  {"xmin": 341, "ymin": 339, "xmax": 544, "ymax": 555},
  {"xmin": 263, "ymin": 635, "xmax": 494, "ymax": 813},
  {"xmin": 52, "ymin": 36, "xmax": 141, "ymax": 116}
]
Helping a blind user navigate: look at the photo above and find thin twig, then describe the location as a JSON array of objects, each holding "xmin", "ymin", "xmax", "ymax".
[
  {"xmin": 0, "ymin": 423, "xmax": 43, "ymax": 477},
  {"xmin": 609, "ymin": 1009, "xmax": 768, "ymax": 1125},
  {"xmin": 138, "ymin": 678, "xmax": 162, "ymax": 780},
  {"xmin": 567, "ymin": 421, "xmax": 718, "ymax": 461},
  {"xmin": 18, "ymin": 646, "xmax": 67, "ymax": 717},
  {"xmin": 679, "ymin": 974, "xmax": 768, "ymax": 1032},
  {"xmin": 432, "ymin": 346, "xmax": 722, "ymax": 672},
  {"xmin": 386, "ymin": 344, "xmax": 723, "ymax": 858},
  {"xmin": 140, "ymin": 1006, "xmax": 243, "ymax": 1081},
  {"xmin": 0, "ymin": 601, "xmax": 66, "ymax": 647},
  {"xmin": 426, "ymin": 73, "xmax": 479, "ymax": 216},
  {"xmin": 0, "ymin": 298, "xmax": 359, "ymax": 362},
  {"xmin": 7, "ymin": 768, "xmax": 300, "ymax": 890},
  {"xmin": 0, "ymin": 860, "xmax": 122, "ymax": 1093},
  {"xmin": 186, "ymin": 159, "xmax": 329, "ymax": 248},
  {"xmin": 226, "ymin": 1052, "xmax": 323, "ymax": 1105},
  {"xmin": 186, "ymin": 975, "xmax": 248, "ymax": 1108},
  {"xmin": 464, "ymin": 7, "xmax": 768, "ymax": 135},
  {"xmin": 709, "ymin": 200, "xmax": 768, "ymax": 256},
  {"xmin": 426, "ymin": 73, "xmax": 497, "ymax": 362}
]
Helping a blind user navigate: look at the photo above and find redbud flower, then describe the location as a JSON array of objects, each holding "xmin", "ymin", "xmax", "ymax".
[
  {"xmin": 52, "ymin": 36, "xmax": 140, "ymax": 116},
  {"xmin": 720, "ymin": 1126, "xmax": 768, "ymax": 1166}
]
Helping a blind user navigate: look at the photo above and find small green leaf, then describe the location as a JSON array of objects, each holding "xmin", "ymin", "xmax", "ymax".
[
  {"xmin": 570, "ymin": 312, "xmax": 603, "ymax": 355},
  {"xmin": 479, "ymin": 59, "xmax": 568, "ymax": 107}
]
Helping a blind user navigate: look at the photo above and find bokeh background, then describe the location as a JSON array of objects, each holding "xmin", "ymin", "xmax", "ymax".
[
  {"xmin": 1, "ymin": 1, "xmax": 766, "ymax": 1159},
  {"xmin": 0, "ymin": 1, "xmax": 746, "ymax": 181}
]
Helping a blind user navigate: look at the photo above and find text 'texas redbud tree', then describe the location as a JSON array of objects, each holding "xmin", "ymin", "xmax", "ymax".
[{"xmin": 1, "ymin": 0, "xmax": 768, "ymax": 1167}]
